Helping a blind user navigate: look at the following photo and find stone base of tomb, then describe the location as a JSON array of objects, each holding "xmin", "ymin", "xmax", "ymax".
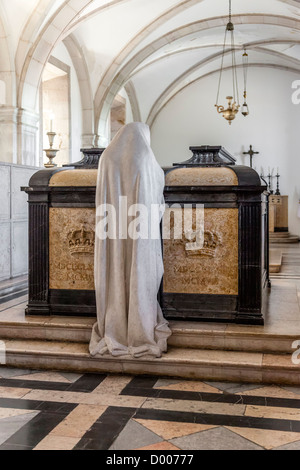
[
  {"xmin": 0, "ymin": 304, "xmax": 300, "ymax": 385},
  {"xmin": 269, "ymin": 250, "xmax": 283, "ymax": 273}
]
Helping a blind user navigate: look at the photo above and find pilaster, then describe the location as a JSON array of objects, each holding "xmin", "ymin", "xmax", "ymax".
[
  {"xmin": 0, "ymin": 106, "xmax": 18, "ymax": 163},
  {"xmin": 17, "ymin": 109, "xmax": 39, "ymax": 166}
]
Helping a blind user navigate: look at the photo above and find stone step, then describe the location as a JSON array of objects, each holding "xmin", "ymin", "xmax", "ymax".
[
  {"xmin": 170, "ymin": 322, "xmax": 298, "ymax": 354},
  {"xmin": 0, "ymin": 289, "xmax": 28, "ymax": 305},
  {"xmin": 0, "ymin": 275, "xmax": 27, "ymax": 289},
  {"xmin": 0, "ymin": 318, "xmax": 298, "ymax": 354},
  {"xmin": 269, "ymin": 232, "xmax": 291, "ymax": 238},
  {"xmin": 270, "ymin": 236, "xmax": 299, "ymax": 244},
  {"xmin": 2, "ymin": 339, "xmax": 299, "ymax": 385},
  {"xmin": 271, "ymin": 275, "xmax": 300, "ymax": 280},
  {"xmin": 0, "ymin": 318, "xmax": 94, "ymax": 344},
  {"xmin": 269, "ymin": 250, "xmax": 282, "ymax": 273},
  {"xmin": 0, "ymin": 276, "xmax": 28, "ymax": 298}
]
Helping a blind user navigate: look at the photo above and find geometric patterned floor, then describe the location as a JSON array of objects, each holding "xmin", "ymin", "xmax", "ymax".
[{"xmin": 1, "ymin": 368, "xmax": 300, "ymax": 450}]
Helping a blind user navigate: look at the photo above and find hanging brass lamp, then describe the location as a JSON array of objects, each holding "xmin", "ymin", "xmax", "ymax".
[
  {"xmin": 241, "ymin": 49, "xmax": 250, "ymax": 117},
  {"xmin": 215, "ymin": 0, "xmax": 240, "ymax": 125}
]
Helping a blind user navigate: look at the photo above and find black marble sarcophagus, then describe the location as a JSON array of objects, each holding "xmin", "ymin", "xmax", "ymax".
[
  {"xmin": 161, "ymin": 146, "xmax": 269, "ymax": 325},
  {"xmin": 23, "ymin": 146, "xmax": 269, "ymax": 325}
]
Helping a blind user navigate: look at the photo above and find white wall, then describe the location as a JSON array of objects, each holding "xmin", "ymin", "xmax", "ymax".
[
  {"xmin": 151, "ymin": 67, "xmax": 300, "ymax": 237},
  {"xmin": 50, "ymin": 42, "xmax": 82, "ymax": 163}
]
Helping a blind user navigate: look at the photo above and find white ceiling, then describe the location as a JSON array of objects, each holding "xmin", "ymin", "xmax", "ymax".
[
  {"xmin": 2, "ymin": 0, "xmax": 300, "ymax": 126},
  {"xmin": 62, "ymin": 0, "xmax": 300, "ymax": 123}
]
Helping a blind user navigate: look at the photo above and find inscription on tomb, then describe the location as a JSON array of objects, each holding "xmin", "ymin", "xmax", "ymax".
[
  {"xmin": 49, "ymin": 208, "xmax": 96, "ymax": 291},
  {"xmin": 163, "ymin": 208, "xmax": 239, "ymax": 296}
]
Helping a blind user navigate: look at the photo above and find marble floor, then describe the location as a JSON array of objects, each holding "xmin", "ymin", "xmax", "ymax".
[
  {"xmin": 0, "ymin": 368, "xmax": 300, "ymax": 450},
  {"xmin": 0, "ymin": 244, "xmax": 300, "ymax": 450}
]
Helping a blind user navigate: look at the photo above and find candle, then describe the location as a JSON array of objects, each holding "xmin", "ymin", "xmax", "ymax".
[{"xmin": 49, "ymin": 112, "xmax": 55, "ymax": 133}]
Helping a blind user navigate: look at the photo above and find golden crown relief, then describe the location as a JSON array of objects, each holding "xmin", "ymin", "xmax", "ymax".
[
  {"xmin": 183, "ymin": 230, "xmax": 222, "ymax": 258},
  {"xmin": 67, "ymin": 225, "xmax": 95, "ymax": 256}
]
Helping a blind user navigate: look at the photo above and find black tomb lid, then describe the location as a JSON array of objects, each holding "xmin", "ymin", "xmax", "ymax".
[
  {"xmin": 63, "ymin": 148, "xmax": 106, "ymax": 169},
  {"xmin": 174, "ymin": 146, "xmax": 236, "ymax": 167}
]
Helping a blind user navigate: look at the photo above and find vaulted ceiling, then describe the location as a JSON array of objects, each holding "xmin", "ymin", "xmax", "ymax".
[{"xmin": 1, "ymin": 0, "xmax": 300, "ymax": 133}]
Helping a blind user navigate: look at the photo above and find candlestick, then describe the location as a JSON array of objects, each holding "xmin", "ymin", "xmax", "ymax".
[
  {"xmin": 44, "ymin": 131, "xmax": 59, "ymax": 169},
  {"xmin": 267, "ymin": 173, "xmax": 274, "ymax": 194},
  {"xmin": 275, "ymin": 172, "xmax": 281, "ymax": 196}
]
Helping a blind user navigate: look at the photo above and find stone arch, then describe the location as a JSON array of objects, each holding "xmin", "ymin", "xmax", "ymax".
[
  {"xmin": 63, "ymin": 33, "xmax": 95, "ymax": 146},
  {"xmin": 93, "ymin": 0, "xmax": 205, "ymax": 136},
  {"xmin": 129, "ymin": 39, "xmax": 300, "ymax": 80},
  {"xmin": 146, "ymin": 45, "xmax": 300, "ymax": 127},
  {"xmin": 15, "ymin": 0, "xmax": 57, "ymax": 82},
  {"xmin": 150, "ymin": 63, "xmax": 300, "ymax": 129},
  {"xmin": 18, "ymin": 0, "xmax": 139, "ymax": 113},
  {"xmin": 94, "ymin": 14, "xmax": 300, "ymax": 137},
  {"xmin": 16, "ymin": 0, "xmax": 129, "ymax": 91},
  {"xmin": 124, "ymin": 81, "xmax": 141, "ymax": 122},
  {"xmin": 0, "ymin": 5, "xmax": 15, "ymax": 106},
  {"xmin": 18, "ymin": 0, "xmax": 95, "ymax": 110},
  {"xmin": 16, "ymin": 1, "xmax": 300, "ymax": 140}
]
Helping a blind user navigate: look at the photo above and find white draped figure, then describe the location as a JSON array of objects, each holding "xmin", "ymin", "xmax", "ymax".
[{"xmin": 90, "ymin": 122, "xmax": 172, "ymax": 358}]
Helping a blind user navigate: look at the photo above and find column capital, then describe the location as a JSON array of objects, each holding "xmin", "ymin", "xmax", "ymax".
[
  {"xmin": 81, "ymin": 134, "xmax": 97, "ymax": 148},
  {"xmin": 0, "ymin": 106, "xmax": 18, "ymax": 123},
  {"xmin": 18, "ymin": 108, "xmax": 39, "ymax": 129}
]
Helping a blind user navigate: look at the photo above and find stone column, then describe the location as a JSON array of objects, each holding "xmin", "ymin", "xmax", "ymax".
[
  {"xmin": 0, "ymin": 106, "xmax": 18, "ymax": 163},
  {"xmin": 17, "ymin": 109, "xmax": 39, "ymax": 166},
  {"xmin": 81, "ymin": 133, "xmax": 96, "ymax": 148}
]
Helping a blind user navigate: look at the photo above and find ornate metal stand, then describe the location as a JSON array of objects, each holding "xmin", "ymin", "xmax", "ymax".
[
  {"xmin": 275, "ymin": 172, "xmax": 281, "ymax": 196},
  {"xmin": 44, "ymin": 132, "xmax": 59, "ymax": 169}
]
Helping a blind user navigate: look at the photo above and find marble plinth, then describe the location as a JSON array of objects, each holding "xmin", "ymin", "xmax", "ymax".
[{"xmin": 0, "ymin": 276, "xmax": 300, "ymax": 384}]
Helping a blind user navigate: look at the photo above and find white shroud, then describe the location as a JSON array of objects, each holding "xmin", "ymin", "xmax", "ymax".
[{"xmin": 89, "ymin": 122, "xmax": 172, "ymax": 358}]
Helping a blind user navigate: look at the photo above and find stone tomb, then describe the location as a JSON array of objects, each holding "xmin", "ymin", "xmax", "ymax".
[
  {"xmin": 24, "ymin": 146, "xmax": 269, "ymax": 325},
  {"xmin": 162, "ymin": 149, "xmax": 269, "ymax": 325}
]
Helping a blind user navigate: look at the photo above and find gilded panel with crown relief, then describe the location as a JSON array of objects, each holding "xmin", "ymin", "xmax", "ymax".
[
  {"xmin": 163, "ymin": 208, "xmax": 239, "ymax": 296},
  {"xmin": 49, "ymin": 208, "xmax": 95, "ymax": 291}
]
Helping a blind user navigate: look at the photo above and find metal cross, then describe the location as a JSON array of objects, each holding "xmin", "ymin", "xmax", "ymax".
[{"xmin": 243, "ymin": 145, "xmax": 259, "ymax": 168}]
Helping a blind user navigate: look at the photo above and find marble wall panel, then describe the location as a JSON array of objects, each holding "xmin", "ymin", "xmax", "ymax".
[
  {"xmin": 11, "ymin": 221, "xmax": 28, "ymax": 277},
  {"xmin": 11, "ymin": 167, "xmax": 36, "ymax": 220},
  {"xmin": 0, "ymin": 164, "xmax": 38, "ymax": 281},
  {"xmin": 0, "ymin": 222, "xmax": 11, "ymax": 280},
  {"xmin": 0, "ymin": 165, "xmax": 10, "ymax": 221}
]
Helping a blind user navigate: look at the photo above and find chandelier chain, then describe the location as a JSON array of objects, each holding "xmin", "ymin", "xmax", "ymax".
[
  {"xmin": 229, "ymin": 0, "xmax": 232, "ymax": 23},
  {"xmin": 215, "ymin": 28, "xmax": 228, "ymax": 106},
  {"xmin": 243, "ymin": 49, "xmax": 249, "ymax": 92},
  {"xmin": 232, "ymin": 31, "xmax": 239, "ymax": 105}
]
